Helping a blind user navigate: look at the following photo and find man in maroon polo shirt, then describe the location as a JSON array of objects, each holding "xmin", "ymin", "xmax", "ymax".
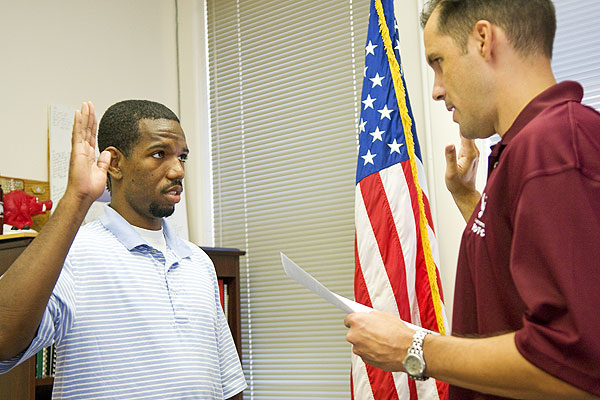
[{"xmin": 344, "ymin": 0, "xmax": 600, "ymax": 399}]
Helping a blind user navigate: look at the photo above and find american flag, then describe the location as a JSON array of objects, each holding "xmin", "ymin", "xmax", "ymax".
[{"xmin": 352, "ymin": 0, "xmax": 449, "ymax": 399}]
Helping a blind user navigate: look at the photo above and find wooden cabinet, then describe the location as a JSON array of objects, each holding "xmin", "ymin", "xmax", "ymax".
[
  {"xmin": 0, "ymin": 234, "xmax": 40, "ymax": 400},
  {"xmin": 201, "ymin": 247, "xmax": 244, "ymax": 357},
  {"xmin": 0, "ymin": 236, "xmax": 245, "ymax": 400},
  {"xmin": 201, "ymin": 247, "xmax": 245, "ymax": 400}
]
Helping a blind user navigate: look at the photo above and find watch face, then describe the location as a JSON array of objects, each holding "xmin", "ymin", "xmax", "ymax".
[{"xmin": 404, "ymin": 354, "xmax": 425, "ymax": 375}]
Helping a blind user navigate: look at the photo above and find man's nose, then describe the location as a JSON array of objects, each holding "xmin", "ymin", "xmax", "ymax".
[
  {"xmin": 431, "ymin": 74, "xmax": 445, "ymax": 101},
  {"xmin": 432, "ymin": 82, "xmax": 445, "ymax": 101},
  {"xmin": 168, "ymin": 158, "xmax": 185, "ymax": 179}
]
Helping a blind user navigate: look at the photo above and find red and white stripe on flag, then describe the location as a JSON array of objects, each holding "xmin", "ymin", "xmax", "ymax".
[
  {"xmin": 352, "ymin": 0, "xmax": 449, "ymax": 399},
  {"xmin": 352, "ymin": 161, "xmax": 449, "ymax": 400}
]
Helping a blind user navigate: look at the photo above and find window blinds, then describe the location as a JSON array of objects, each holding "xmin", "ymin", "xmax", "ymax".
[
  {"xmin": 207, "ymin": 1, "xmax": 369, "ymax": 398},
  {"xmin": 553, "ymin": 0, "xmax": 600, "ymax": 110}
]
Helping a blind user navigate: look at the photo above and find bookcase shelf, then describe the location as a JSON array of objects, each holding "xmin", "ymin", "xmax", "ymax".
[
  {"xmin": 201, "ymin": 247, "xmax": 244, "ymax": 357},
  {"xmin": 0, "ymin": 234, "xmax": 37, "ymax": 400},
  {"xmin": 201, "ymin": 246, "xmax": 245, "ymax": 400},
  {"xmin": 0, "ymin": 236, "xmax": 245, "ymax": 400}
]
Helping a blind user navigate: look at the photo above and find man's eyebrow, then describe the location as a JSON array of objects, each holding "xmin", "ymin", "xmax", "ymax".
[
  {"xmin": 146, "ymin": 143, "xmax": 168, "ymax": 151},
  {"xmin": 145, "ymin": 143, "xmax": 189, "ymax": 154}
]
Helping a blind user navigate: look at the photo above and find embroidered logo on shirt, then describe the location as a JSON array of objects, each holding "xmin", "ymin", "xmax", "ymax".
[{"xmin": 471, "ymin": 193, "xmax": 487, "ymax": 238}]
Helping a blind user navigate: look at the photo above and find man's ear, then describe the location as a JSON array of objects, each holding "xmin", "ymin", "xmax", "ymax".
[
  {"xmin": 472, "ymin": 19, "xmax": 495, "ymax": 61},
  {"xmin": 105, "ymin": 147, "xmax": 124, "ymax": 181}
]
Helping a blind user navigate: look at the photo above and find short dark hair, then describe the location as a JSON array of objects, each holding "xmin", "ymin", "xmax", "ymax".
[
  {"xmin": 420, "ymin": 0, "xmax": 556, "ymax": 59},
  {"xmin": 98, "ymin": 99, "xmax": 180, "ymax": 157},
  {"xmin": 98, "ymin": 100, "xmax": 180, "ymax": 192}
]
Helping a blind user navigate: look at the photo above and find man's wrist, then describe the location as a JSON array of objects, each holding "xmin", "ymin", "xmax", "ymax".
[
  {"xmin": 62, "ymin": 187, "xmax": 97, "ymax": 208},
  {"xmin": 451, "ymin": 189, "xmax": 480, "ymax": 206},
  {"xmin": 452, "ymin": 190, "xmax": 481, "ymax": 221},
  {"xmin": 54, "ymin": 190, "xmax": 95, "ymax": 223},
  {"xmin": 403, "ymin": 329, "xmax": 430, "ymax": 380}
]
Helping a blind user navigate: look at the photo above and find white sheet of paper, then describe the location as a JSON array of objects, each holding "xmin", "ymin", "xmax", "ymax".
[{"xmin": 280, "ymin": 252, "xmax": 438, "ymax": 333}]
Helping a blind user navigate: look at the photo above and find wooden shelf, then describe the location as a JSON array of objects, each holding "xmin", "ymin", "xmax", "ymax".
[
  {"xmin": 0, "ymin": 235, "xmax": 38, "ymax": 400},
  {"xmin": 35, "ymin": 377, "xmax": 54, "ymax": 386},
  {"xmin": 0, "ymin": 232, "xmax": 38, "ymax": 241},
  {"xmin": 201, "ymin": 246, "xmax": 245, "ymax": 359}
]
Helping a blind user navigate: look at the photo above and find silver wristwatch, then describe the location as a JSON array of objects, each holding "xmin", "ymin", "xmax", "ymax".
[{"xmin": 402, "ymin": 329, "xmax": 429, "ymax": 381}]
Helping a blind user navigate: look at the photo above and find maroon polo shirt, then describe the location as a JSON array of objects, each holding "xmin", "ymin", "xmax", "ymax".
[{"xmin": 450, "ymin": 81, "xmax": 600, "ymax": 399}]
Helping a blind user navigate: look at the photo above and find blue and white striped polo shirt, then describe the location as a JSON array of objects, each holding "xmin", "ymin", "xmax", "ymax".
[{"xmin": 0, "ymin": 205, "xmax": 246, "ymax": 399}]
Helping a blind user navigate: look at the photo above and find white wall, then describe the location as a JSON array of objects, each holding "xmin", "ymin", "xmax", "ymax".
[
  {"xmin": 0, "ymin": 0, "xmax": 179, "ymax": 182},
  {"xmin": 176, "ymin": 0, "xmax": 214, "ymax": 246}
]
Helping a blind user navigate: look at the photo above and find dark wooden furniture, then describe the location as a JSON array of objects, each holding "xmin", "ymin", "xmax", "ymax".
[
  {"xmin": 0, "ymin": 233, "xmax": 39, "ymax": 400},
  {"xmin": 201, "ymin": 247, "xmax": 245, "ymax": 400},
  {"xmin": 201, "ymin": 247, "xmax": 244, "ymax": 356},
  {"xmin": 0, "ymin": 237, "xmax": 245, "ymax": 400}
]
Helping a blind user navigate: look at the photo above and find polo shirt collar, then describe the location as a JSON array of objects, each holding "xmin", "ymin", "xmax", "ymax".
[
  {"xmin": 488, "ymin": 81, "xmax": 584, "ymax": 177},
  {"xmin": 99, "ymin": 204, "xmax": 192, "ymax": 258}
]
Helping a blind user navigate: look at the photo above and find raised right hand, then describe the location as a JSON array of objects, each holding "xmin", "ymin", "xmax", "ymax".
[
  {"xmin": 444, "ymin": 136, "xmax": 481, "ymax": 221},
  {"xmin": 65, "ymin": 101, "xmax": 111, "ymax": 205}
]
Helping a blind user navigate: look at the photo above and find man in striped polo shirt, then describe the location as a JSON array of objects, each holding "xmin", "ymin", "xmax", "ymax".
[{"xmin": 0, "ymin": 101, "xmax": 246, "ymax": 399}]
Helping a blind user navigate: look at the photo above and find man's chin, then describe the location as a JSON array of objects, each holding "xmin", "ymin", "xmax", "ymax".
[
  {"xmin": 149, "ymin": 204, "xmax": 175, "ymax": 218},
  {"xmin": 459, "ymin": 124, "xmax": 497, "ymax": 140}
]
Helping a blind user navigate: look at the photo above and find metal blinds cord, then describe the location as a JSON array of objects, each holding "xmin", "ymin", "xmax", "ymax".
[
  {"xmin": 207, "ymin": 0, "xmax": 369, "ymax": 399},
  {"xmin": 553, "ymin": 0, "xmax": 600, "ymax": 110}
]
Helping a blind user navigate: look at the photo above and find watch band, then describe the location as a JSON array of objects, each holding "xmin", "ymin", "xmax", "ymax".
[{"xmin": 404, "ymin": 329, "xmax": 429, "ymax": 381}]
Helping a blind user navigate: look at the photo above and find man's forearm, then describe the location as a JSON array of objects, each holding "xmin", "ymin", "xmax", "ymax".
[
  {"xmin": 451, "ymin": 190, "xmax": 481, "ymax": 222},
  {"xmin": 345, "ymin": 312, "xmax": 597, "ymax": 399},
  {"xmin": 424, "ymin": 333, "xmax": 598, "ymax": 400},
  {"xmin": 0, "ymin": 192, "xmax": 91, "ymax": 359}
]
